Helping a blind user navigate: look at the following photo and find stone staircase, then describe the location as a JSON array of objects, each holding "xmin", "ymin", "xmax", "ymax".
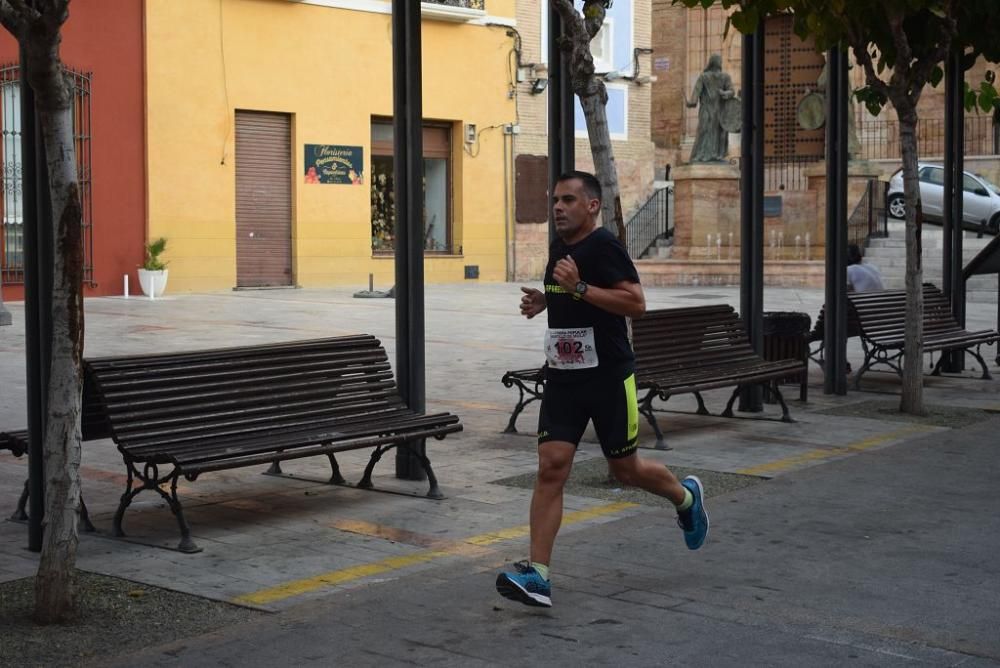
[{"xmin": 864, "ymin": 221, "xmax": 998, "ymax": 303}]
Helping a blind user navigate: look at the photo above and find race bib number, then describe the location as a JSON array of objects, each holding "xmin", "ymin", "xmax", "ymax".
[{"xmin": 545, "ymin": 327, "xmax": 599, "ymax": 370}]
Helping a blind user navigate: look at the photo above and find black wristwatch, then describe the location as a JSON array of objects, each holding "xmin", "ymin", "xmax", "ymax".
[{"xmin": 574, "ymin": 281, "xmax": 588, "ymax": 296}]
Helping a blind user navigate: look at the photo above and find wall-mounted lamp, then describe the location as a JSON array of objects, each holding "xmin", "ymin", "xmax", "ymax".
[{"xmin": 530, "ymin": 78, "xmax": 548, "ymax": 95}]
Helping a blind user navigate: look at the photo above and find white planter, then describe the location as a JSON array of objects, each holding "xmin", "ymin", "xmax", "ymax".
[{"xmin": 137, "ymin": 268, "xmax": 168, "ymax": 298}]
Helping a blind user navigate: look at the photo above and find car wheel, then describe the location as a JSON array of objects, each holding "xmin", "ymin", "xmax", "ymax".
[
  {"xmin": 888, "ymin": 194, "xmax": 906, "ymax": 219},
  {"xmin": 990, "ymin": 214, "xmax": 1000, "ymax": 234}
]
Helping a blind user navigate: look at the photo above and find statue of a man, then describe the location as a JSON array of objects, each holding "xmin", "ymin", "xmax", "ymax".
[
  {"xmin": 812, "ymin": 58, "xmax": 862, "ymax": 158},
  {"xmin": 686, "ymin": 54, "xmax": 735, "ymax": 163}
]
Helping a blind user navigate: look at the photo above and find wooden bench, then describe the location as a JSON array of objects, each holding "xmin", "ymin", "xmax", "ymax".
[
  {"xmin": 502, "ymin": 304, "xmax": 806, "ymax": 449},
  {"xmin": 848, "ymin": 284, "xmax": 999, "ymax": 388},
  {"xmin": 7, "ymin": 336, "xmax": 462, "ymax": 553}
]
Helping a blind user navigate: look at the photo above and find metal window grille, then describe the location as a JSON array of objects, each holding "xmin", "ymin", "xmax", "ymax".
[
  {"xmin": 426, "ymin": 0, "xmax": 485, "ymax": 8},
  {"xmin": 0, "ymin": 63, "xmax": 93, "ymax": 286}
]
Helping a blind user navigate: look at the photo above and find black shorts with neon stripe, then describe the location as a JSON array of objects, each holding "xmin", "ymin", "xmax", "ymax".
[{"xmin": 537, "ymin": 370, "xmax": 639, "ymax": 459}]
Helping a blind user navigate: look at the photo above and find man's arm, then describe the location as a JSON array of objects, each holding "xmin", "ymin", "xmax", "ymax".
[
  {"xmin": 579, "ymin": 280, "xmax": 646, "ymax": 318},
  {"xmin": 552, "ymin": 255, "xmax": 645, "ymax": 319}
]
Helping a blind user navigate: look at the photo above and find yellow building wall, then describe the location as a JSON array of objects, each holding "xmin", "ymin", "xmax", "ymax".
[{"xmin": 145, "ymin": 0, "xmax": 516, "ymax": 292}]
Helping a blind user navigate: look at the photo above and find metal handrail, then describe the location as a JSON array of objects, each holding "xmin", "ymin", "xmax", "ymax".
[
  {"xmin": 847, "ymin": 179, "xmax": 889, "ymax": 250},
  {"xmin": 624, "ymin": 186, "xmax": 672, "ymax": 259}
]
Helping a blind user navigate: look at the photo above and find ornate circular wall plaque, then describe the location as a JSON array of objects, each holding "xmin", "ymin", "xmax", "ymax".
[{"xmin": 797, "ymin": 92, "xmax": 826, "ymax": 130}]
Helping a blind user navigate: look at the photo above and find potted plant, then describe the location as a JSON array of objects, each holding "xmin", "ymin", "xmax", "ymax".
[{"xmin": 138, "ymin": 237, "xmax": 169, "ymax": 298}]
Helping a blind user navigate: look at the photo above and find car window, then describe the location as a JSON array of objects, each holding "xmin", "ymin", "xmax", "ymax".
[
  {"xmin": 926, "ymin": 168, "xmax": 945, "ymax": 186},
  {"xmin": 975, "ymin": 174, "xmax": 1000, "ymax": 196},
  {"xmin": 963, "ymin": 174, "xmax": 984, "ymax": 194},
  {"xmin": 918, "ymin": 167, "xmax": 931, "ymax": 182}
]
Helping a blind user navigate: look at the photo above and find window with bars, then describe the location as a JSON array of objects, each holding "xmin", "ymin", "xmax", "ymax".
[{"xmin": 0, "ymin": 64, "xmax": 93, "ymax": 285}]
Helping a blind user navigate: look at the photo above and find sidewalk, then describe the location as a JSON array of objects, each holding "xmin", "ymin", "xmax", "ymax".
[{"xmin": 1, "ymin": 283, "xmax": 999, "ymax": 665}]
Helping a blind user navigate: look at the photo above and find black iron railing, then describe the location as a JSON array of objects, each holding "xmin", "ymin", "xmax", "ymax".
[
  {"xmin": 625, "ymin": 186, "xmax": 671, "ymax": 259},
  {"xmin": 762, "ymin": 155, "xmax": 821, "ymax": 192},
  {"xmin": 848, "ymin": 179, "xmax": 889, "ymax": 249},
  {"xmin": 857, "ymin": 115, "xmax": 998, "ymax": 161},
  {"xmin": 1, "ymin": 63, "xmax": 93, "ymax": 286}
]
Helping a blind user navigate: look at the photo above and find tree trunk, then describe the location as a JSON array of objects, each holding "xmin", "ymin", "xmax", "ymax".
[
  {"xmin": 29, "ymin": 66, "xmax": 84, "ymax": 624},
  {"xmin": 578, "ymin": 90, "xmax": 625, "ymax": 239},
  {"xmin": 895, "ymin": 104, "xmax": 925, "ymax": 415}
]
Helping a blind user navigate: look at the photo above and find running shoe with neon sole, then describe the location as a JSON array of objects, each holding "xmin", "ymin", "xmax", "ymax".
[
  {"xmin": 496, "ymin": 561, "xmax": 552, "ymax": 607},
  {"xmin": 677, "ymin": 475, "xmax": 709, "ymax": 550}
]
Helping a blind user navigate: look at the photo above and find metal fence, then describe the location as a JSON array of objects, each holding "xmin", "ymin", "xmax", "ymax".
[
  {"xmin": 857, "ymin": 114, "xmax": 999, "ymax": 161},
  {"xmin": 625, "ymin": 186, "xmax": 672, "ymax": 259},
  {"xmin": 0, "ymin": 63, "xmax": 93, "ymax": 286},
  {"xmin": 763, "ymin": 155, "xmax": 820, "ymax": 192},
  {"xmin": 848, "ymin": 179, "xmax": 889, "ymax": 250}
]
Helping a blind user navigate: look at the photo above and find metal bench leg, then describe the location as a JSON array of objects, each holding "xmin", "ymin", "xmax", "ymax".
[
  {"xmin": 358, "ymin": 445, "xmax": 388, "ymax": 490},
  {"xmin": 79, "ymin": 495, "xmax": 96, "ymax": 533},
  {"xmin": 266, "ymin": 461, "xmax": 283, "ymax": 475},
  {"xmin": 114, "ymin": 460, "xmax": 201, "ymax": 554},
  {"xmin": 721, "ymin": 386, "xmax": 741, "ymax": 418},
  {"xmin": 693, "ymin": 391, "xmax": 710, "ymax": 416},
  {"xmin": 12, "ymin": 477, "xmax": 96, "ymax": 532},
  {"xmin": 326, "ymin": 453, "xmax": 347, "ymax": 485},
  {"xmin": 401, "ymin": 443, "xmax": 444, "ymax": 499},
  {"xmin": 853, "ymin": 350, "xmax": 879, "ymax": 390},
  {"xmin": 10, "ymin": 478, "xmax": 28, "ymax": 521},
  {"xmin": 770, "ymin": 381, "xmax": 795, "ymax": 423},
  {"xmin": 639, "ymin": 390, "xmax": 670, "ymax": 451},
  {"xmin": 966, "ymin": 347, "xmax": 993, "ymax": 380},
  {"xmin": 503, "ymin": 378, "xmax": 542, "ymax": 434}
]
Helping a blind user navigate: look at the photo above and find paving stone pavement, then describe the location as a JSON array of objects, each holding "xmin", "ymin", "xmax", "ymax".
[{"xmin": 2, "ymin": 283, "xmax": 999, "ymax": 665}]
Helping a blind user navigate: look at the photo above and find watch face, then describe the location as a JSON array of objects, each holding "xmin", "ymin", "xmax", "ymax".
[{"xmin": 575, "ymin": 281, "xmax": 587, "ymax": 294}]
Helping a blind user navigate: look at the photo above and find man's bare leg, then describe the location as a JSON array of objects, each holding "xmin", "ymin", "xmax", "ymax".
[
  {"xmin": 529, "ymin": 441, "xmax": 575, "ymax": 566},
  {"xmin": 607, "ymin": 453, "xmax": 686, "ymax": 503}
]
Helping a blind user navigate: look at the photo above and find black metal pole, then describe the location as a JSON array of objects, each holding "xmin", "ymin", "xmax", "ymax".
[
  {"xmin": 739, "ymin": 25, "xmax": 764, "ymax": 412},
  {"xmin": 391, "ymin": 0, "xmax": 426, "ymax": 480},
  {"xmin": 20, "ymin": 47, "xmax": 52, "ymax": 551},
  {"xmin": 547, "ymin": 5, "xmax": 574, "ymax": 243},
  {"xmin": 823, "ymin": 49, "xmax": 849, "ymax": 395},
  {"xmin": 942, "ymin": 49, "xmax": 965, "ymax": 372}
]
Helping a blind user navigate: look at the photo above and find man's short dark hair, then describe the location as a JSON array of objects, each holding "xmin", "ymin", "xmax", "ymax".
[
  {"xmin": 556, "ymin": 170, "xmax": 603, "ymax": 204},
  {"xmin": 847, "ymin": 243, "xmax": 863, "ymax": 265}
]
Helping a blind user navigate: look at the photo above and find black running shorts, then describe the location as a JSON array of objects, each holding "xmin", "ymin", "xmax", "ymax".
[{"xmin": 537, "ymin": 372, "xmax": 639, "ymax": 459}]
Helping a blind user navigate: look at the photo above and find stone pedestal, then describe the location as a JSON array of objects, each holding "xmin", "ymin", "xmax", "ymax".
[
  {"xmin": 806, "ymin": 159, "xmax": 883, "ymax": 237},
  {"xmin": 671, "ymin": 162, "xmax": 741, "ymax": 260}
]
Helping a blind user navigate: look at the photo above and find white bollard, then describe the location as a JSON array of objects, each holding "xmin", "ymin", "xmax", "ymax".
[{"xmin": 124, "ymin": 274, "xmax": 129, "ymax": 299}]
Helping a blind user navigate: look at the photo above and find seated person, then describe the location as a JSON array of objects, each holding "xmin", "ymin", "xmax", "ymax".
[{"xmin": 847, "ymin": 243, "xmax": 884, "ymax": 292}]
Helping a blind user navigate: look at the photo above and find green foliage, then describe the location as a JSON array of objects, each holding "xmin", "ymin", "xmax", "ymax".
[{"xmin": 143, "ymin": 237, "xmax": 168, "ymax": 271}]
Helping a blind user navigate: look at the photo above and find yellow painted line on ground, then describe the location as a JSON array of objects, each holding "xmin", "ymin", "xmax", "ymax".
[
  {"xmin": 737, "ymin": 425, "xmax": 935, "ymax": 477},
  {"xmin": 234, "ymin": 501, "xmax": 637, "ymax": 607},
  {"xmin": 465, "ymin": 501, "xmax": 638, "ymax": 547}
]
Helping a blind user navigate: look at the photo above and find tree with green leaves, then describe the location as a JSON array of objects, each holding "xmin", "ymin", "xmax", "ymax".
[
  {"xmin": 674, "ymin": 0, "xmax": 1000, "ymax": 414},
  {"xmin": 550, "ymin": 0, "xmax": 626, "ymax": 242},
  {"xmin": 0, "ymin": 0, "xmax": 84, "ymax": 623}
]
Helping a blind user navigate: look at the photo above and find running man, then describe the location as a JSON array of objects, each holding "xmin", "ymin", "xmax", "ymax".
[{"xmin": 496, "ymin": 171, "xmax": 709, "ymax": 609}]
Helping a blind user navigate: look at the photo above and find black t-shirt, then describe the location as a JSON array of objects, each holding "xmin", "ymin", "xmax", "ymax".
[{"xmin": 544, "ymin": 227, "xmax": 640, "ymax": 383}]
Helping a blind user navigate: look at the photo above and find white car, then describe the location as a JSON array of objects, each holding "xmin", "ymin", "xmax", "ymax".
[{"xmin": 887, "ymin": 163, "xmax": 1000, "ymax": 232}]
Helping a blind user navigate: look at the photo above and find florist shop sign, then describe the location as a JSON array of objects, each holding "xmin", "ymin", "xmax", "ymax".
[{"xmin": 304, "ymin": 144, "xmax": 364, "ymax": 184}]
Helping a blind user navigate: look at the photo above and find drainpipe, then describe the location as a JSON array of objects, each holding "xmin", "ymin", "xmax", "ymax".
[{"xmin": 503, "ymin": 128, "xmax": 514, "ymax": 281}]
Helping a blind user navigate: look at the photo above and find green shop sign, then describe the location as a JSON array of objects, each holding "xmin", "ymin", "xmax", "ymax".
[{"xmin": 304, "ymin": 144, "xmax": 364, "ymax": 185}]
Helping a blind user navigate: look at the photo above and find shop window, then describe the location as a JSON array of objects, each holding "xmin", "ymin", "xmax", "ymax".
[{"xmin": 370, "ymin": 119, "xmax": 453, "ymax": 253}]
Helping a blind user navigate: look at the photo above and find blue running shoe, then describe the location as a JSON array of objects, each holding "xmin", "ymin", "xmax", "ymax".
[
  {"xmin": 496, "ymin": 561, "xmax": 552, "ymax": 607},
  {"xmin": 677, "ymin": 475, "xmax": 709, "ymax": 550}
]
